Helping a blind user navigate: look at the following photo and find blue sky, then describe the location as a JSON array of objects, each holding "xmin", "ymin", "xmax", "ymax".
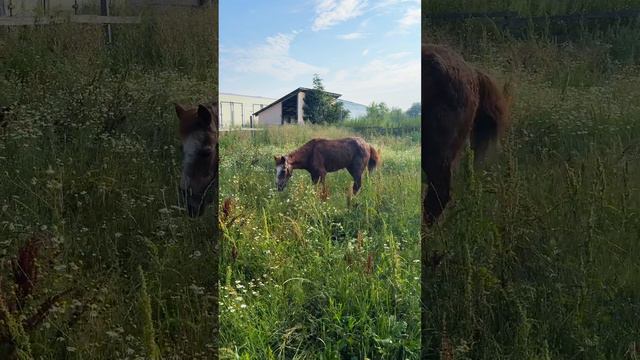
[{"xmin": 220, "ymin": 0, "xmax": 420, "ymax": 111}]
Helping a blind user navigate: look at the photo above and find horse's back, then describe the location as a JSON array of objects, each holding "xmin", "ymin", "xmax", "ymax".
[
  {"xmin": 423, "ymin": 44, "xmax": 478, "ymax": 109},
  {"xmin": 310, "ymin": 137, "xmax": 370, "ymax": 171},
  {"xmin": 310, "ymin": 137, "xmax": 368, "ymax": 150}
]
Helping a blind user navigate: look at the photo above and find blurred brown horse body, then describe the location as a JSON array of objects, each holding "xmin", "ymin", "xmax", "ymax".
[
  {"xmin": 274, "ymin": 137, "xmax": 380, "ymax": 194},
  {"xmin": 175, "ymin": 102, "xmax": 219, "ymax": 217},
  {"xmin": 422, "ymin": 44, "xmax": 511, "ymax": 226}
]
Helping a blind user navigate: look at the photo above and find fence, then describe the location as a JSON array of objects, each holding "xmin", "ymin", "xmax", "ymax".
[
  {"xmin": 0, "ymin": 0, "xmax": 142, "ymax": 45},
  {"xmin": 0, "ymin": 0, "xmax": 210, "ymax": 42},
  {"xmin": 425, "ymin": 10, "xmax": 640, "ymax": 32},
  {"xmin": 0, "ymin": 14, "xmax": 139, "ymax": 24},
  {"xmin": 345, "ymin": 126, "xmax": 420, "ymax": 137}
]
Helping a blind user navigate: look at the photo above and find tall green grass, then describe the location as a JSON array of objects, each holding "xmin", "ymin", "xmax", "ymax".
[
  {"xmin": 425, "ymin": 0, "xmax": 640, "ymax": 67},
  {"xmin": 425, "ymin": 9, "xmax": 640, "ymax": 359},
  {"xmin": 0, "ymin": 6, "xmax": 217, "ymax": 359},
  {"xmin": 218, "ymin": 126, "xmax": 421, "ymax": 358}
]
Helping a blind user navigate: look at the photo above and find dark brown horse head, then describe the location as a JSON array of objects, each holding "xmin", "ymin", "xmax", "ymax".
[
  {"xmin": 274, "ymin": 155, "xmax": 293, "ymax": 191},
  {"xmin": 175, "ymin": 102, "xmax": 218, "ymax": 217}
]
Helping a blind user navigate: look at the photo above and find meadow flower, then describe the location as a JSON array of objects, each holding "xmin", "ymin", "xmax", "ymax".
[{"xmin": 190, "ymin": 284, "xmax": 205, "ymax": 295}]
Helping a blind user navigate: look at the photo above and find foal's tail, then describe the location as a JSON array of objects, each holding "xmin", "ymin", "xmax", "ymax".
[
  {"xmin": 368, "ymin": 146, "xmax": 381, "ymax": 172},
  {"xmin": 472, "ymin": 70, "xmax": 513, "ymax": 163}
]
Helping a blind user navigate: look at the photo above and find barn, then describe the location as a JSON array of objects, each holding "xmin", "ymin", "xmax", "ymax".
[
  {"xmin": 253, "ymin": 87, "xmax": 342, "ymax": 126},
  {"xmin": 219, "ymin": 92, "xmax": 276, "ymax": 129}
]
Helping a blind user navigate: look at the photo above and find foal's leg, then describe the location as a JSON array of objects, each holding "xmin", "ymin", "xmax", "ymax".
[
  {"xmin": 424, "ymin": 158, "xmax": 452, "ymax": 226},
  {"xmin": 314, "ymin": 168, "xmax": 328, "ymax": 199},
  {"xmin": 310, "ymin": 171, "xmax": 321, "ymax": 184},
  {"xmin": 348, "ymin": 161, "xmax": 366, "ymax": 194},
  {"xmin": 352, "ymin": 173, "xmax": 362, "ymax": 194},
  {"xmin": 319, "ymin": 171, "xmax": 328, "ymax": 190},
  {"xmin": 423, "ymin": 108, "xmax": 471, "ymax": 226}
]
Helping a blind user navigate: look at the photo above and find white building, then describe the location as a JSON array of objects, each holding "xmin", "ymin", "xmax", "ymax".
[
  {"xmin": 253, "ymin": 87, "xmax": 342, "ymax": 126},
  {"xmin": 219, "ymin": 88, "xmax": 368, "ymax": 128},
  {"xmin": 219, "ymin": 92, "xmax": 275, "ymax": 129}
]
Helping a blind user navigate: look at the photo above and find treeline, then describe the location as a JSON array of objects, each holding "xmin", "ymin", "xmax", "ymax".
[{"xmin": 301, "ymin": 74, "xmax": 420, "ymax": 128}]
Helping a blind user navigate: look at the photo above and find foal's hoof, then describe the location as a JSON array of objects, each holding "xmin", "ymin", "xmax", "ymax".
[{"xmin": 318, "ymin": 189, "xmax": 329, "ymax": 201}]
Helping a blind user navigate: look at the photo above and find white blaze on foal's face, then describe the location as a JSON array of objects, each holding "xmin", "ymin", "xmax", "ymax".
[
  {"xmin": 180, "ymin": 131, "xmax": 205, "ymax": 191},
  {"xmin": 175, "ymin": 102, "xmax": 217, "ymax": 218},
  {"xmin": 274, "ymin": 156, "xmax": 292, "ymax": 191}
]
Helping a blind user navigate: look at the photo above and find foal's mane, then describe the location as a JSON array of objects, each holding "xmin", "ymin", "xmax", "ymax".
[{"xmin": 286, "ymin": 139, "xmax": 319, "ymax": 166}]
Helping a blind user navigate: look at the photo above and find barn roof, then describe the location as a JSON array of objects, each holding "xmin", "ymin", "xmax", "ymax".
[{"xmin": 253, "ymin": 87, "xmax": 341, "ymax": 116}]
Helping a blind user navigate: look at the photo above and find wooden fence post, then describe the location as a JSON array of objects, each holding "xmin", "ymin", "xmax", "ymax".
[{"xmin": 100, "ymin": 0, "xmax": 112, "ymax": 44}]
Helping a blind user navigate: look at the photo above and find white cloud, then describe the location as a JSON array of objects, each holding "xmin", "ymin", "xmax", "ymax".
[
  {"xmin": 338, "ymin": 32, "xmax": 366, "ymax": 40},
  {"xmin": 326, "ymin": 55, "xmax": 420, "ymax": 109},
  {"xmin": 384, "ymin": 6, "xmax": 420, "ymax": 35},
  {"xmin": 397, "ymin": 7, "xmax": 420, "ymax": 29},
  {"xmin": 370, "ymin": 0, "xmax": 419, "ymax": 11},
  {"xmin": 386, "ymin": 51, "xmax": 411, "ymax": 59},
  {"xmin": 312, "ymin": 0, "xmax": 368, "ymax": 31},
  {"xmin": 362, "ymin": 48, "xmax": 369, "ymax": 56},
  {"xmin": 222, "ymin": 32, "xmax": 327, "ymax": 81}
]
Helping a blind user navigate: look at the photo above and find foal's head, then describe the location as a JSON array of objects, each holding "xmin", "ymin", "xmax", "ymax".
[
  {"xmin": 175, "ymin": 103, "xmax": 218, "ymax": 217},
  {"xmin": 274, "ymin": 155, "xmax": 293, "ymax": 191}
]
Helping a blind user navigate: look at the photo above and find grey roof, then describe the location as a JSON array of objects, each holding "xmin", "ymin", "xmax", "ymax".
[{"xmin": 253, "ymin": 87, "xmax": 341, "ymax": 116}]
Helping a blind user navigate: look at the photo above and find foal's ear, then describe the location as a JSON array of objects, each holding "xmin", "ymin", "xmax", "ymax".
[
  {"xmin": 274, "ymin": 156, "xmax": 286, "ymax": 165},
  {"xmin": 175, "ymin": 103, "xmax": 186, "ymax": 119},
  {"xmin": 197, "ymin": 104, "xmax": 213, "ymax": 128}
]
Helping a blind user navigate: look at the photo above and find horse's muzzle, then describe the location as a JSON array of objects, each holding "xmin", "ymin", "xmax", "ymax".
[
  {"xmin": 186, "ymin": 203, "xmax": 205, "ymax": 218},
  {"xmin": 179, "ymin": 187, "xmax": 211, "ymax": 218}
]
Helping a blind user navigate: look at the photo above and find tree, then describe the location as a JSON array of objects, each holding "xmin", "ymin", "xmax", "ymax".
[
  {"xmin": 406, "ymin": 102, "xmax": 421, "ymax": 118},
  {"xmin": 303, "ymin": 74, "xmax": 348, "ymax": 124},
  {"xmin": 389, "ymin": 107, "xmax": 404, "ymax": 123},
  {"xmin": 303, "ymin": 74, "xmax": 329, "ymax": 124},
  {"xmin": 366, "ymin": 102, "xmax": 389, "ymax": 122},
  {"xmin": 325, "ymin": 100, "xmax": 350, "ymax": 123}
]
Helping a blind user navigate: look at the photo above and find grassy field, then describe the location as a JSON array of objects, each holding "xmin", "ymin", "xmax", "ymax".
[
  {"xmin": 424, "ymin": 0, "xmax": 640, "ymax": 16},
  {"xmin": 0, "ymin": 6, "xmax": 218, "ymax": 359},
  {"xmin": 424, "ymin": 4, "xmax": 640, "ymax": 359},
  {"xmin": 218, "ymin": 126, "xmax": 421, "ymax": 358}
]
